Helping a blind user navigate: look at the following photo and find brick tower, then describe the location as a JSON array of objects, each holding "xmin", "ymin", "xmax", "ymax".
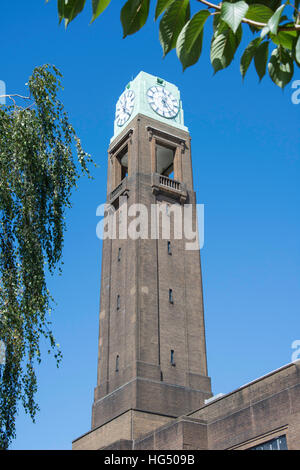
[{"xmin": 73, "ymin": 72, "xmax": 212, "ymax": 450}]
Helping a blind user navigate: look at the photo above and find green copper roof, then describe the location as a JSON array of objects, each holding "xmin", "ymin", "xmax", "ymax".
[{"xmin": 112, "ymin": 71, "xmax": 188, "ymax": 141}]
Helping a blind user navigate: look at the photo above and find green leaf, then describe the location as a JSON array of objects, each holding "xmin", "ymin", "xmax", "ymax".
[
  {"xmin": 176, "ymin": 10, "xmax": 210, "ymax": 70},
  {"xmin": 261, "ymin": 3, "xmax": 285, "ymax": 39},
  {"xmin": 260, "ymin": 25, "xmax": 269, "ymax": 39},
  {"xmin": 293, "ymin": 0, "xmax": 300, "ymax": 20},
  {"xmin": 246, "ymin": 0, "xmax": 281, "ymax": 12},
  {"xmin": 245, "ymin": 4, "xmax": 274, "ymax": 23},
  {"xmin": 176, "ymin": 28, "xmax": 204, "ymax": 71},
  {"xmin": 91, "ymin": 0, "xmax": 111, "ymax": 23},
  {"xmin": 210, "ymin": 25, "xmax": 242, "ymax": 73},
  {"xmin": 220, "ymin": 1, "xmax": 249, "ymax": 33},
  {"xmin": 213, "ymin": 15, "xmax": 229, "ymax": 36},
  {"xmin": 213, "ymin": 11, "xmax": 221, "ymax": 33},
  {"xmin": 159, "ymin": 0, "xmax": 190, "ymax": 56},
  {"xmin": 268, "ymin": 47, "xmax": 294, "ymax": 88},
  {"xmin": 295, "ymin": 35, "xmax": 300, "ymax": 65},
  {"xmin": 240, "ymin": 37, "xmax": 261, "ymax": 79},
  {"xmin": 121, "ymin": 0, "xmax": 150, "ymax": 38},
  {"xmin": 254, "ymin": 41, "xmax": 269, "ymax": 80},
  {"xmin": 270, "ymin": 29, "xmax": 298, "ymax": 51},
  {"xmin": 268, "ymin": 4, "xmax": 285, "ymax": 34},
  {"xmin": 155, "ymin": 0, "xmax": 176, "ymax": 20},
  {"xmin": 57, "ymin": 0, "xmax": 86, "ymax": 27}
]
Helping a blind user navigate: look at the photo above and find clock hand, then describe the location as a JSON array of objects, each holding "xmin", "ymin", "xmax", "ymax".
[
  {"xmin": 164, "ymin": 101, "xmax": 173, "ymax": 113},
  {"xmin": 122, "ymin": 103, "xmax": 131, "ymax": 115}
]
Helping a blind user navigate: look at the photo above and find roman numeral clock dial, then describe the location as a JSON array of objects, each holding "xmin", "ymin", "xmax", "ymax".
[
  {"xmin": 115, "ymin": 90, "xmax": 135, "ymax": 127},
  {"xmin": 147, "ymin": 86, "xmax": 179, "ymax": 119}
]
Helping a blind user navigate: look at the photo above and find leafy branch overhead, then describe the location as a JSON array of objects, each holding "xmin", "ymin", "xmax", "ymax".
[{"xmin": 53, "ymin": 0, "xmax": 300, "ymax": 89}]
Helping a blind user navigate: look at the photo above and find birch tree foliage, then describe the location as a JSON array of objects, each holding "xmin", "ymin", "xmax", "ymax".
[
  {"xmin": 53, "ymin": 0, "xmax": 300, "ymax": 89},
  {"xmin": 0, "ymin": 64, "xmax": 92, "ymax": 449}
]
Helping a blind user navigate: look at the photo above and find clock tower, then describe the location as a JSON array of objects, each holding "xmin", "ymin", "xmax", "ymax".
[{"xmin": 73, "ymin": 71, "xmax": 212, "ymax": 450}]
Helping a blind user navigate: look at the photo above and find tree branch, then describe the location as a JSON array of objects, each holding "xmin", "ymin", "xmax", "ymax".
[
  {"xmin": 0, "ymin": 94, "xmax": 31, "ymax": 100},
  {"xmin": 196, "ymin": 0, "xmax": 300, "ymax": 31},
  {"xmin": 0, "ymin": 94, "xmax": 33, "ymax": 109}
]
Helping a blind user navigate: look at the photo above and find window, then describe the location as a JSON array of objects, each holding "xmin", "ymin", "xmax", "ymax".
[
  {"xmin": 167, "ymin": 241, "xmax": 172, "ymax": 255},
  {"xmin": 169, "ymin": 289, "xmax": 173, "ymax": 304},
  {"xmin": 118, "ymin": 247, "xmax": 121, "ymax": 262},
  {"xmin": 114, "ymin": 145, "xmax": 128, "ymax": 187},
  {"xmin": 170, "ymin": 350, "xmax": 175, "ymax": 366},
  {"xmin": 117, "ymin": 295, "xmax": 120, "ymax": 310},
  {"xmin": 116, "ymin": 355, "xmax": 119, "ymax": 372},
  {"xmin": 118, "ymin": 146, "xmax": 128, "ymax": 181},
  {"xmin": 250, "ymin": 435, "xmax": 287, "ymax": 450},
  {"xmin": 156, "ymin": 143, "xmax": 175, "ymax": 179}
]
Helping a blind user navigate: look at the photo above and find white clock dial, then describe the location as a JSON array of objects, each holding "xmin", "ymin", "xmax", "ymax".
[
  {"xmin": 115, "ymin": 90, "xmax": 135, "ymax": 127},
  {"xmin": 147, "ymin": 86, "xmax": 179, "ymax": 118}
]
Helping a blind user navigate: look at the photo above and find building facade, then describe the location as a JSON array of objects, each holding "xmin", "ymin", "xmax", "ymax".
[{"xmin": 73, "ymin": 72, "xmax": 300, "ymax": 450}]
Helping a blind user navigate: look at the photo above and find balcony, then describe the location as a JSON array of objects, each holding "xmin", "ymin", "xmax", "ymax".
[
  {"xmin": 151, "ymin": 173, "xmax": 187, "ymax": 203},
  {"xmin": 109, "ymin": 177, "xmax": 129, "ymax": 205}
]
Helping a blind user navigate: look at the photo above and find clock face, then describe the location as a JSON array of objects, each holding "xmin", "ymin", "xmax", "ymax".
[
  {"xmin": 147, "ymin": 86, "xmax": 179, "ymax": 119},
  {"xmin": 115, "ymin": 90, "xmax": 135, "ymax": 127}
]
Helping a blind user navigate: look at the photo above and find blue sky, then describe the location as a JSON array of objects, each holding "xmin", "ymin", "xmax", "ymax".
[{"xmin": 1, "ymin": 1, "xmax": 299, "ymax": 450}]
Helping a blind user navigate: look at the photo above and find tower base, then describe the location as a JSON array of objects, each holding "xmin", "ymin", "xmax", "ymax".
[
  {"xmin": 92, "ymin": 375, "xmax": 212, "ymax": 430},
  {"xmin": 73, "ymin": 361, "xmax": 300, "ymax": 450}
]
